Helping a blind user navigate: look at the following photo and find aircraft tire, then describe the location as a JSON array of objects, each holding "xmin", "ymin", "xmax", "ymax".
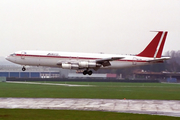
[
  {"xmin": 88, "ymin": 70, "xmax": 92, "ymax": 75},
  {"xmin": 83, "ymin": 70, "xmax": 87, "ymax": 75},
  {"xmin": 22, "ymin": 67, "xmax": 26, "ymax": 71}
]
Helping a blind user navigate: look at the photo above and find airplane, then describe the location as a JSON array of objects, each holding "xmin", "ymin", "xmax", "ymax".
[{"xmin": 6, "ymin": 31, "xmax": 170, "ymax": 75}]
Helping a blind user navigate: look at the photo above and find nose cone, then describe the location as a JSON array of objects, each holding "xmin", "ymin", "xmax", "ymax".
[
  {"xmin": 5, "ymin": 55, "xmax": 18, "ymax": 64},
  {"xmin": 5, "ymin": 56, "xmax": 13, "ymax": 62},
  {"xmin": 5, "ymin": 56, "xmax": 10, "ymax": 61}
]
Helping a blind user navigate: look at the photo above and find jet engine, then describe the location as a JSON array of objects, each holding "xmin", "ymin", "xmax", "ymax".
[
  {"xmin": 61, "ymin": 63, "xmax": 79, "ymax": 70},
  {"xmin": 79, "ymin": 61, "xmax": 101, "ymax": 68}
]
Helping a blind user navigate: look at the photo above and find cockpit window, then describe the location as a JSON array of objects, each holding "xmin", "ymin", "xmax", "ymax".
[{"xmin": 10, "ymin": 53, "xmax": 16, "ymax": 56}]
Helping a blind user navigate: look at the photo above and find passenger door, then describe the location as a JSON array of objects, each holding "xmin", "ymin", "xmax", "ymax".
[{"xmin": 21, "ymin": 51, "xmax": 26, "ymax": 59}]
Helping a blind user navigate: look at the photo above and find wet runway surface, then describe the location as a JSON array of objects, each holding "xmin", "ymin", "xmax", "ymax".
[{"xmin": 0, "ymin": 98, "xmax": 180, "ymax": 117}]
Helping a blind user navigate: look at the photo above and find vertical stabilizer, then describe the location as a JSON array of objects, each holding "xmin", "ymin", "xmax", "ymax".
[{"xmin": 136, "ymin": 31, "xmax": 168, "ymax": 58}]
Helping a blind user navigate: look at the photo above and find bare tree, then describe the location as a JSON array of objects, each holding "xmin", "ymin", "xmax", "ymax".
[{"xmin": 164, "ymin": 50, "xmax": 180, "ymax": 72}]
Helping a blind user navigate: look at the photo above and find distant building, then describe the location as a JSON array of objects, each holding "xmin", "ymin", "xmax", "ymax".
[
  {"xmin": 68, "ymin": 73, "xmax": 117, "ymax": 79},
  {"xmin": 133, "ymin": 70, "xmax": 180, "ymax": 82},
  {"xmin": 0, "ymin": 65, "xmax": 75, "ymax": 78}
]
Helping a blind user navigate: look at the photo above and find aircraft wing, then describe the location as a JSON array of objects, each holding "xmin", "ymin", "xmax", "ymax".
[
  {"xmin": 147, "ymin": 57, "xmax": 170, "ymax": 63},
  {"xmin": 95, "ymin": 57, "xmax": 124, "ymax": 67},
  {"xmin": 57, "ymin": 57, "xmax": 124, "ymax": 68}
]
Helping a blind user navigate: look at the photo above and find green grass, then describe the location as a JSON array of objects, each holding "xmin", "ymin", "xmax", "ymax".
[
  {"xmin": 0, "ymin": 82, "xmax": 180, "ymax": 119},
  {"xmin": 0, "ymin": 109, "xmax": 179, "ymax": 120},
  {"xmin": 0, "ymin": 82, "xmax": 180, "ymax": 100}
]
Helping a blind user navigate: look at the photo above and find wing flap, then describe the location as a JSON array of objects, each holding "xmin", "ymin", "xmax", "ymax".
[
  {"xmin": 96, "ymin": 57, "xmax": 124, "ymax": 63},
  {"xmin": 96, "ymin": 57, "xmax": 124, "ymax": 67}
]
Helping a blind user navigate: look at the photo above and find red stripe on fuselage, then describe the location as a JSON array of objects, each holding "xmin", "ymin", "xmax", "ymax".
[{"xmin": 15, "ymin": 54, "xmax": 147, "ymax": 63}]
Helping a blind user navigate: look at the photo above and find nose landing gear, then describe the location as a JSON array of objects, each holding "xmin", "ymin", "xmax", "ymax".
[{"xmin": 22, "ymin": 66, "xmax": 26, "ymax": 71}]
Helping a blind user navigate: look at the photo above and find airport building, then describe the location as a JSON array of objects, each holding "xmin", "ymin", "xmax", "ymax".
[
  {"xmin": 0, "ymin": 65, "xmax": 118, "ymax": 79},
  {"xmin": 0, "ymin": 65, "xmax": 72, "ymax": 78},
  {"xmin": 133, "ymin": 71, "xmax": 180, "ymax": 82},
  {"xmin": 0, "ymin": 64, "xmax": 179, "ymax": 82}
]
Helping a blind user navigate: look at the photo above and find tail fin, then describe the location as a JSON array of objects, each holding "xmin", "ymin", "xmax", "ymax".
[{"xmin": 136, "ymin": 31, "xmax": 168, "ymax": 58}]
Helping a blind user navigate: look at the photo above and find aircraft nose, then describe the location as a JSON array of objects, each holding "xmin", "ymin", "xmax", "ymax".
[{"xmin": 5, "ymin": 56, "xmax": 10, "ymax": 61}]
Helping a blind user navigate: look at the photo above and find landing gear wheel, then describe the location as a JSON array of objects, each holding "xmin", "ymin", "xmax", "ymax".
[
  {"xmin": 22, "ymin": 66, "xmax": 26, "ymax": 71},
  {"xmin": 88, "ymin": 70, "xmax": 92, "ymax": 75},
  {"xmin": 83, "ymin": 70, "xmax": 88, "ymax": 75},
  {"xmin": 83, "ymin": 70, "xmax": 93, "ymax": 75}
]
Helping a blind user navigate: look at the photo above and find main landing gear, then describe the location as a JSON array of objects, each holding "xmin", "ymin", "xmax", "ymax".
[
  {"xmin": 83, "ymin": 69, "xmax": 93, "ymax": 75},
  {"xmin": 22, "ymin": 66, "xmax": 26, "ymax": 71}
]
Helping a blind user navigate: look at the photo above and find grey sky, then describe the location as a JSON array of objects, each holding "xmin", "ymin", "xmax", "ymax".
[{"xmin": 0, "ymin": 0, "xmax": 180, "ymax": 57}]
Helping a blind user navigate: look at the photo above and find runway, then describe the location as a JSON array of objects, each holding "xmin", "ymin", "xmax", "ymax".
[
  {"xmin": 6, "ymin": 81, "xmax": 94, "ymax": 87},
  {"xmin": 0, "ymin": 98, "xmax": 180, "ymax": 117}
]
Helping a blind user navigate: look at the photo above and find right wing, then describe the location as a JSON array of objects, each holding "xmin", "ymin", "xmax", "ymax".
[{"xmin": 95, "ymin": 57, "xmax": 124, "ymax": 67}]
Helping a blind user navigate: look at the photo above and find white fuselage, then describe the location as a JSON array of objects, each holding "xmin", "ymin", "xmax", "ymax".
[
  {"xmin": 5, "ymin": 31, "xmax": 169, "ymax": 75},
  {"xmin": 6, "ymin": 50, "xmax": 154, "ymax": 69}
]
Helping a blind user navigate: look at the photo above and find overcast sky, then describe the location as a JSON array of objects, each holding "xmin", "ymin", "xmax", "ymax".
[{"xmin": 0, "ymin": 0, "xmax": 180, "ymax": 57}]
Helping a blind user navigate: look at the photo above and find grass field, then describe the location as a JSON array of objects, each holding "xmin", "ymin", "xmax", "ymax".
[
  {"xmin": 0, "ymin": 109, "xmax": 180, "ymax": 120},
  {"xmin": 0, "ymin": 81, "xmax": 180, "ymax": 119},
  {"xmin": 0, "ymin": 82, "xmax": 180, "ymax": 100}
]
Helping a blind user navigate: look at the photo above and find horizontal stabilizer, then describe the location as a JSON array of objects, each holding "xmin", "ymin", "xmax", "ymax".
[{"xmin": 146, "ymin": 57, "xmax": 170, "ymax": 63}]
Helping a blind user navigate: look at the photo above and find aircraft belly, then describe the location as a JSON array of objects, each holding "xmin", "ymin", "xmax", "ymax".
[{"xmin": 106, "ymin": 61, "xmax": 147, "ymax": 69}]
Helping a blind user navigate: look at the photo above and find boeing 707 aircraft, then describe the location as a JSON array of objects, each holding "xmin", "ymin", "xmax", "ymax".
[{"xmin": 6, "ymin": 31, "xmax": 170, "ymax": 75}]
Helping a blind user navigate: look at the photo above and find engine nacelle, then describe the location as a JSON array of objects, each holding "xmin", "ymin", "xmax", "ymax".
[
  {"xmin": 61, "ymin": 63, "xmax": 79, "ymax": 70},
  {"xmin": 79, "ymin": 61, "xmax": 101, "ymax": 68}
]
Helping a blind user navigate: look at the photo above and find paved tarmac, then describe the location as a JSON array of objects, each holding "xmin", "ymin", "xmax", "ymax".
[{"xmin": 0, "ymin": 98, "xmax": 180, "ymax": 117}]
